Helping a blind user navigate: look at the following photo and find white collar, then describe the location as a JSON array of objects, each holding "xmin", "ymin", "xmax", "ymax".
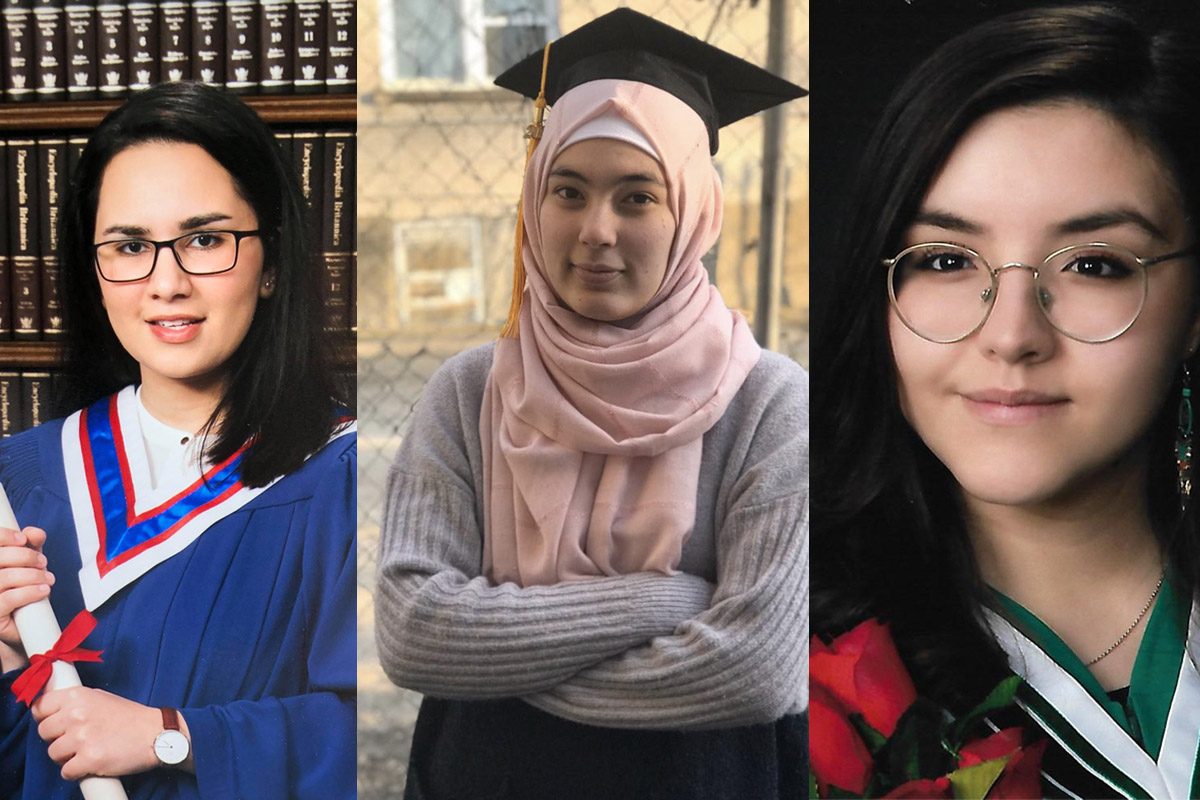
[{"xmin": 134, "ymin": 387, "xmax": 205, "ymax": 490}]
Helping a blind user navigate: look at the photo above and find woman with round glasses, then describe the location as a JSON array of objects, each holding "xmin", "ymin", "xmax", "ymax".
[
  {"xmin": 813, "ymin": 4, "xmax": 1200, "ymax": 797},
  {"xmin": 0, "ymin": 82, "xmax": 354, "ymax": 798}
]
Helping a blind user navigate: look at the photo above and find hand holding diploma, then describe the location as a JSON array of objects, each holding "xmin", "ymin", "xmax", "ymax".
[
  {"xmin": 33, "ymin": 688, "xmax": 184, "ymax": 780},
  {"xmin": 0, "ymin": 525, "xmax": 52, "ymax": 671},
  {"xmin": 0, "ymin": 485, "xmax": 129, "ymax": 800}
]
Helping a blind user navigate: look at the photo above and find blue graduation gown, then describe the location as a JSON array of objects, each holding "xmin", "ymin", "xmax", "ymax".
[{"xmin": 0, "ymin": 413, "xmax": 356, "ymax": 799}]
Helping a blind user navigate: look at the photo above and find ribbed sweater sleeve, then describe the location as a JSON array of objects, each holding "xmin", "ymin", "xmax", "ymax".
[
  {"xmin": 374, "ymin": 345, "xmax": 808, "ymax": 729},
  {"xmin": 524, "ymin": 493, "xmax": 807, "ymax": 728},
  {"xmin": 524, "ymin": 360, "xmax": 809, "ymax": 729},
  {"xmin": 374, "ymin": 347, "xmax": 715, "ymax": 697}
]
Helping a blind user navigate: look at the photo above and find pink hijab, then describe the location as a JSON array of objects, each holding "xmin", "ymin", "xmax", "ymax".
[{"xmin": 480, "ymin": 79, "xmax": 761, "ymax": 586}]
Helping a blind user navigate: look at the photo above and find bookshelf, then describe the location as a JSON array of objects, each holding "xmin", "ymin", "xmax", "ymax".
[{"xmin": 0, "ymin": 339, "xmax": 61, "ymax": 366}]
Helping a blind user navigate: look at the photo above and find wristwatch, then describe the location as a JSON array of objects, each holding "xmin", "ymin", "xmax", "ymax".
[{"xmin": 153, "ymin": 707, "xmax": 190, "ymax": 766}]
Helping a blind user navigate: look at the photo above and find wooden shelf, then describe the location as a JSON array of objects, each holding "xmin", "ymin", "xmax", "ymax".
[
  {"xmin": 0, "ymin": 341, "xmax": 65, "ymax": 368},
  {"xmin": 244, "ymin": 94, "xmax": 356, "ymax": 125},
  {"xmin": 0, "ymin": 93, "xmax": 355, "ymax": 131}
]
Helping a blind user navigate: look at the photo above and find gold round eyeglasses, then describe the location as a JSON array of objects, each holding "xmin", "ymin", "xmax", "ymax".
[{"xmin": 883, "ymin": 241, "xmax": 1194, "ymax": 344}]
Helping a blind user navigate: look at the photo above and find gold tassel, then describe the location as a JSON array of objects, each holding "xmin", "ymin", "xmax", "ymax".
[{"xmin": 500, "ymin": 42, "xmax": 552, "ymax": 339}]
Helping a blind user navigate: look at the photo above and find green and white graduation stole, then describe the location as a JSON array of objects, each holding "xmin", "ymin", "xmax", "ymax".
[{"xmin": 983, "ymin": 582, "xmax": 1200, "ymax": 799}]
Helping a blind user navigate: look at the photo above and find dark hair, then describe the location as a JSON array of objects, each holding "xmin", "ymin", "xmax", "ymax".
[
  {"xmin": 812, "ymin": 3, "xmax": 1200, "ymax": 711},
  {"xmin": 60, "ymin": 82, "xmax": 343, "ymax": 488}
]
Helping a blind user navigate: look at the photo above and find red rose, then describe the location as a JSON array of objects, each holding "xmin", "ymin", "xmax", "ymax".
[
  {"xmin": 988, "ymin": 739, "xmax": 1049, "ymax": 799},
  {"xmin": 811, "ymin": 619, "xmax": 917, "ymax": 737},
  {"xmin": 958, "ymin": 727, "xmax": 1024, "ymax": 767},
  {"xmin": 810, "ymin": 683, "xmax": 874, "ymax": 797},
  {"xmin": 883, "ymin": 776, "xmax": 953, "ymax": 798},
  {"xmin": 956, "ymin": 728, "xmax": 1048, "ymax": 799}
]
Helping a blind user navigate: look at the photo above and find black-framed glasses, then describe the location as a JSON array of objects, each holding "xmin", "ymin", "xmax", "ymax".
[
  {"xmin": 93, "ymin": 229, "xmax": 261, "ymax": 283},
  {"xmin": 883, "ymin": 241, "xmax": 1195, "ymax": 344}
]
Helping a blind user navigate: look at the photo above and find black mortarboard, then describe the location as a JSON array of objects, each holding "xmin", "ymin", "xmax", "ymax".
[{"xmin": 493, "ymin": 8, "xmax": 807, "ymax": 155}]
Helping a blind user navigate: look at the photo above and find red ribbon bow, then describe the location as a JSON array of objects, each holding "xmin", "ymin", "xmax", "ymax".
[{"xmin": 10, "ymin": 610, "xmax": 104, "ymax": 706}]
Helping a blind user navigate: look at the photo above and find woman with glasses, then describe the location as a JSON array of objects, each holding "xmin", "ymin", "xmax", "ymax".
[
  {"xmin": 0, "ymin": 82, "xmax": 354, "ymax": 798},
  {"xmin": 812, "ymin": 4, "xmax": 1200, "ymax": 797}
]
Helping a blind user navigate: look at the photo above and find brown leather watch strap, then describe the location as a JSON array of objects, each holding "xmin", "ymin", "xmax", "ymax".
[{"xmin": 160, "ymin": 706, "xmax": 180, "ymax": 732}]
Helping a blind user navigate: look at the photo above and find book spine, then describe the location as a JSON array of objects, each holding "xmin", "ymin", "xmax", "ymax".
[
  {"xmin": 224, "ymin": 0, "xmax": 255, "ymax": 93},
  {"xmin": 158, "ymin": 0, "xmax": 188, "ymax": 82},
  {"xmin": 293, "ymin": 129, "xmax": 321, "ymax": 224},
  {"xmin": 3, "ymin": 0, "xmax": 35, "ymax": 102},
  {"xmin": 37, "ymin": 138, "xmax": 63, "ymax": 339},
  {"xmin": 291, "ymin": 0, "xmax": 321, "ymax": 93},
  {"xmin": 273, "ymin": 127, "xmax": 291, "ymax": 165},
  {"xmin": 347, "ymin": 132, "xmax": 355, "ymax": 332},
  {"xmin": 49, "ymin": 369, "xmax": 66, "ymax": 417},
  {"xmin": 292, "ymin": 130, "xmax": 323, "ymax": 292},
  {"xmin": 32, "ymin": 0, "xmax": 65, "ymax": 100},
  {"xmin": 126, "ymin": 0, "xmax": 156, "ymax": 91},
  {"xmin": 321, "ymin": 130, "xmax": 350, "ymax": 331},
  {"xmin": 21, "ymin": 371, "xmax": 49, "ymax": 429},
  {"xmin": 8, "ymin": 140, "xmax": 39, "ymax": 341},
  {"xmin": 0, "ymin": 372, "xmax": 22, "ymax": 436},
  {"xmin": 0, "ymin": 142, "xmax": 10, "ymax": 340},
  {"xmin": 96, "ymin": 0, "xmax": 127, "ymax": 98},
  {"xmin": 258, "ymin": 0, "xmax": 290, "ymax": 93},
  {"xmin": 64, "ymin": 0, "xmax": 96, "ymax": 99},
  {"xmin": 323, "ymin": 0, "xmax": 351, "ymax": 94},
  {"xmin": 66, "ymin": 134, "xmax": 86, "ymax": 179},
  {"xmin": 190, "ymin": 0, "xmax": 224, "ymax": 86}
]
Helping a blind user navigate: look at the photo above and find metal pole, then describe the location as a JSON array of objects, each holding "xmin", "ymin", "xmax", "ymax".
[{"xmin": 754, "ymin": 0, "xmax": 792, "ymax": 349}]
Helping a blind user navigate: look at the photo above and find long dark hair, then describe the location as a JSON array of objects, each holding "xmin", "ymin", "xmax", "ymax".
[
  {"xmin": 60, "ymin": 81, "xmax": 343, "ymax": 488},
  {"xmin": 812, "ymin": 3, "xmax": 1200, "ymax": 711}
]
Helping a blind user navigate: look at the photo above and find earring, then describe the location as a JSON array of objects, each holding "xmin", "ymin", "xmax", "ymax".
[{"xmin": 1178, "ymin": 363, "xmax": 1193, "ymax": 512}]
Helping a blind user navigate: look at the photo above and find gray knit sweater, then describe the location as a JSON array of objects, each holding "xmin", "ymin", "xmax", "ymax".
[{"xmin": 375, "ymin": 343, "xmax": 808, "ymax": 730}]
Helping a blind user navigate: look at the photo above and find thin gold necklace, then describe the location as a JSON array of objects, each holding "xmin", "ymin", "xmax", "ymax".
[{"xmin": 1085, "ymin": 571, "xmax": 1165, "ymax": 667}]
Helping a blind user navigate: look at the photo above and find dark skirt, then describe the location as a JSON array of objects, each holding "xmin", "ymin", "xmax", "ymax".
[{"xmin": 404, "ymin": 697, "xmax": 807, "ymax": 800}]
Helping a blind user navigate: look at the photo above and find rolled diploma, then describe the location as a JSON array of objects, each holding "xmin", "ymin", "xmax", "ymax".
[{"xmin": 1, "ymin": 484, "xmax": 129, "ymax": 800}]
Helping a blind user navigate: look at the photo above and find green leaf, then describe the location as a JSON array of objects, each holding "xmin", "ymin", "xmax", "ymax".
[
  {"xmin": 948, "ymin": 676, "xmax": 1023, "ymax": 745},
  {"xmin": 948, "ymin": 757, "xmax": 1009, "ymax": 800},
  {"xmin": 809, "ymin": 768, "xmax": 820, "ymax": 799},
  {"xmin": 849, "ymin": 714, "xmax": 888, "ymax": 754},
  {"xmin": 880, "ymin": 698, "xmax": 955, "ymax": 782}
]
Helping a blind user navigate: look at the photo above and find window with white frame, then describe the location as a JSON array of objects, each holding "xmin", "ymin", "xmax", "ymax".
[
  {"xmin": 393, "ymin": 218, "xmax": 486, "ymax": 325},
  {"xmin": 381, "ymin": 0, "xmax": 558, "ymax": 87}
]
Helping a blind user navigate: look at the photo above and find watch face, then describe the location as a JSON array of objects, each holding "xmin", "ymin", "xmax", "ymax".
[{"xmin": 154, "ymin": 729, "xmax": 190, "ymax": 765}]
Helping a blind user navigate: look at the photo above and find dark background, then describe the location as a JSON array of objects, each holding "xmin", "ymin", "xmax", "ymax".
[{"xmin": 808, "ymin": 0, "xmax": 1198, "ymax": 339}]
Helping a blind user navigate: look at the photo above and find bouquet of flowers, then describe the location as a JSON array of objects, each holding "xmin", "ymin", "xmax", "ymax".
[{"xmin": 810, "ymin": 619, "xmax": 1047, "ymax": 799}]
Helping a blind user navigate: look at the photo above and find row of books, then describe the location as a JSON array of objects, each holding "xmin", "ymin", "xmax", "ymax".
[
  {"xmin": 0, "ymin": 127, "xmax": 354, "ymax": 341},
  {"xmin": 1, "ymin": 0, "xmax": 355, "ymax": 101},
  {"xmin": 0, "ymin": 369, "xmax": 53, "ymax": 434},
  {"xmin": 284, "ymin": 128, "xmax": 356, "ymax": 333}
]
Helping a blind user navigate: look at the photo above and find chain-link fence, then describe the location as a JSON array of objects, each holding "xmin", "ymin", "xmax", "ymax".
[{"xmin": 357, "ymin": 2, "xmax": 808, "ymax": 796}]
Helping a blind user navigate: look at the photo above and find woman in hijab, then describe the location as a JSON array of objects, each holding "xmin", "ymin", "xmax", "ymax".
[{"xmin": 376, "ymin": 9, "xmax": 807, "ymax": 800}]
